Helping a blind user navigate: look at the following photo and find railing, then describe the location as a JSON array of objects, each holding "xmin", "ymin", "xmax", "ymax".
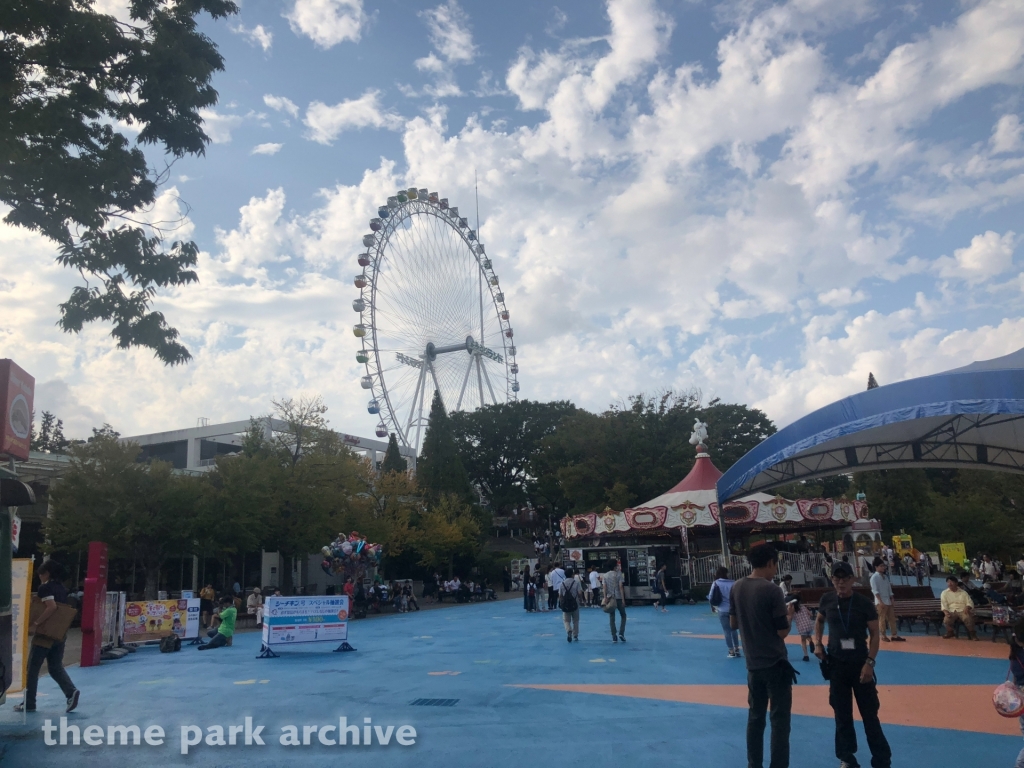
[{"xmin": 102, "ymin": 591, "xmax": 126, "ymax": 650}]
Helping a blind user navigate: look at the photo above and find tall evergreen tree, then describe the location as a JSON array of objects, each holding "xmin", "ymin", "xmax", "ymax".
[
  {"xmin": 417, "ymin": 391, "xmax": 472, "ymax": 502},
  {"xmin": 381, "ymin": 433, "xmax": 407, "ymax": 473},
  {"xmin": 867, "ymin": 372, "xmax": 879, "ymax": 390}
]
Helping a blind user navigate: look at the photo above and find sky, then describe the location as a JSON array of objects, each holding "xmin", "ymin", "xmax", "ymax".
[{"xmin": 3, "ymin": 0, "xmax": 1024, "ymax": 445}]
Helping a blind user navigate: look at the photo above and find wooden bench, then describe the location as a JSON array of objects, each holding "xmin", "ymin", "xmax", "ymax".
[
  {"xmin": 794, "ymin": 587, "xmax": 872, "ymax": 610},
  {"xmin": 894, "ymin": 598, "xmax": 944, "ymax": 633},
  {"xmin": 892, "ymin": 586, "xmax": 935, "ymax": 600}
]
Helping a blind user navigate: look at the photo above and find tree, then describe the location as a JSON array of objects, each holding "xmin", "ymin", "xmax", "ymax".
[
  {"xmin": 380, "ymin": 433, "xmax": 407, "ymax": 474},
  {"xmin": 351, "ymin": 460, "xmax": 419, "ymax": 558},
  {"xmin": 417, "ymin": 391, "xmax": 472, "ymax": 502},
  {"xmin": 410, "ymin": 493, "xmax": 480, "ymax": 578},
  {"xmin": 532, "ymin": 391, "xmax": 776, "ymax": 515},
  {"xmin": 47, "ymin": 435, "xmax": 204, "ymax": 598},
  {"xmin": 2, "ymin": 0, "xmax": 238, "ymax": 364},
  {"xmin": 450, "ymin": 399, "xmax": 576, "ymax": 513},
  {"xmin": 30, "ymin": 410, "xmax": 69, "ymax": 453},
  {"xmin": 271, "ymin": 395, "xmax": 330, "ymax": 465},
  {"xmin": 867, "ymin": 373, "xmax": 879, "ymax": 390},
  {"xmin": 251, "ymin": 396, "xmax": 363, "ymax": 592}
]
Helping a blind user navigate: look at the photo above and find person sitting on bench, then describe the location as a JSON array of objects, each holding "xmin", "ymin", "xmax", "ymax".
[
  {"xmin": 199, "ymin": 596, "xmax": 236, "ymax": 650},
  {"xmin": 941, "ymin": 576, "xmax": 977, "ymax": 640}
]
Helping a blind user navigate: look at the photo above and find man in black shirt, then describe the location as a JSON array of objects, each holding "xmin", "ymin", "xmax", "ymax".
[
  {"xmin": 813, "ymin": 561, "xmax": 890, "ymax": 768},
  {"xmin": 14, "ymin": 561, "xmax": 80, "ymax": 713}
]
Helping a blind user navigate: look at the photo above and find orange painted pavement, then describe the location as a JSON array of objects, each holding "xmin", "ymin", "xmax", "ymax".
[
  {"xmin": 513, "ymin": 683, "xmax": 1020, "ymax": 736},
  {"xmin": 673, "ymin": 632, "xmax": 1010, "ymax": 659}
]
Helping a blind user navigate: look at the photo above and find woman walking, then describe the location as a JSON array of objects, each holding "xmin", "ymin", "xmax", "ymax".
[{"xmin": 708, "ymin": 566, "xmax": 740, "ymax": 657}]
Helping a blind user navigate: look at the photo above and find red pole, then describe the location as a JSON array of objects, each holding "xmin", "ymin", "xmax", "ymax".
[{"xmin": 80, "ymin": 541, "xmax": 108, "ymax": 667}]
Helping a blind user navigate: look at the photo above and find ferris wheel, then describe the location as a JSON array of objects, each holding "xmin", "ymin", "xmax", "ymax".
[{"xmin": 352, "ymin": 187, "xmax": 519, "ymax": 450}]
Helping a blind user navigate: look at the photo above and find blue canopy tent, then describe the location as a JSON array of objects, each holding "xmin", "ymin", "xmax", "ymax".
[{"xmin": 713, "ymin": 348, "xmax": 1024, "ymax": 558}]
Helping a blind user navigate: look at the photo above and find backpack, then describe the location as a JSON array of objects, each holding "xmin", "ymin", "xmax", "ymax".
[
  {"xmin": 159, "ymin": 634, "xmax": 181, "ymax": 653},
  {"xmin": 709, "ymin": 582, "xmax": 723, "ymax": 608},
  {"xmin": 559, "ymin": 582, "xmax": 579, "ymax": 613}
]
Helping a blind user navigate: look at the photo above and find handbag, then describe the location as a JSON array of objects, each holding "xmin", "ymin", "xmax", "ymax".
[{"xmin": 602, "ymin": 596, "xmax": 617, "ymax": 614}]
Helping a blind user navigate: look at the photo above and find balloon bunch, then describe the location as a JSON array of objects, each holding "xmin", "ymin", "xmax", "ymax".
[{"xmin": 320, "ymin": 530, "xmax": 382, "ymax": 580}]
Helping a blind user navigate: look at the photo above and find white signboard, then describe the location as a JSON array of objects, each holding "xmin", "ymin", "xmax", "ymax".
[{"xmin": 262, "ymin": 595, "xmax": 349, "ymax": 647}]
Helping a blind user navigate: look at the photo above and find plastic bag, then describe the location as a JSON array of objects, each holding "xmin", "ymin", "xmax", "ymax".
[{"xmin": 993, "ymin": 680, "xmax": 1024, "ymax": 718}]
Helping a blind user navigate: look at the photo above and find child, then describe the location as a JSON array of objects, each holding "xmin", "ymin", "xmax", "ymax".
[{"xmin": 790, "ymin": 595, "xmax": 814, "ymax": 661}]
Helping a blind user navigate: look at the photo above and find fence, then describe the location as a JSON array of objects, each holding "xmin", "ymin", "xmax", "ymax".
[
  {"xmin": 690, "ymin": 553, "xmax": 830, "ymax": 585},
  {"xmin": 102, "ymin": 591, "xmax": 126, "ymax": 650}
]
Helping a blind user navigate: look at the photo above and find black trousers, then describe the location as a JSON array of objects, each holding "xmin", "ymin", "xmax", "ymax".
[
  {"xmin": 25, "ymin": 640, "xmax": 76, "ymax": 710},
  {"xmin": 828, "ymin": 658, "xmax": 891, "ymax": 768},
  {"xmin": 746, "ymin": 661, "xmax": 792, "ymax": 768}
]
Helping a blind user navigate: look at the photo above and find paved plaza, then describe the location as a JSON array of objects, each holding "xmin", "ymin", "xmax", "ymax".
[{"xmin": 1, "ymin": 595, "xmax": 1019, "ymax": 767}]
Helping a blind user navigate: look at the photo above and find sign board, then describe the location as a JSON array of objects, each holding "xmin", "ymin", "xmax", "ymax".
[
  {"xmin": 262, "ymin": 595, "xmax": 349, "ymax": 647},
  {"xmin": 939, "ymin": 542, "xmax": 967, "ymax": 569},
  {"xmin": 9, "ymin": 558, "xmax": 32, "ymax": 693},
  {"xmin": 123, "ymin": 599, "xmax": 200, "ymax": 642},
  {"xmin": 11, "ymin": 511, "xmax": 20, "ymax": 552},
  {"xmin": 0, "ymin": 360, "xmax": 34, "ymax": 461}
]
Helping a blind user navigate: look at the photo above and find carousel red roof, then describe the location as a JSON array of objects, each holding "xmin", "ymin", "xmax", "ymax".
[{"xmin": 665, "ymin": 448, "xmax": 722, "ymax": 493}]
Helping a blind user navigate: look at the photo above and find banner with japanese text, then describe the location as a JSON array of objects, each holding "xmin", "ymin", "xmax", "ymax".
[{"xmin": 262, "ymin": 595, "xmax": 349, "ymax": 646}]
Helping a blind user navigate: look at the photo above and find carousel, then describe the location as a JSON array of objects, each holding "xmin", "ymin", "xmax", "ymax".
[{"xmin": 558, "ymin": 420, "xmax": 868, "ymax": 600}]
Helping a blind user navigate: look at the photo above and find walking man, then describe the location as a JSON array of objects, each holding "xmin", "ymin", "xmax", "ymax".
[
  {"xmin": 15, "ymin": 561, "xmax": 80, "ymax": 713},
  {"xmin": 654, "ymin": 564, "xmax": 669, "ymax": 613},
  {"xmin": 559, "ymin": 567, "xmax": 583, "ymax": 642},
  {"xmin": 588, "ymin": 567, "xmax": 602, "ymax": 607},
  {"xmin": 730, "ymin": 543, "xmax": 797, "ymax": 768},
  {"xmin": 603, "ymin": 561, "xmax": 627, "ymax": 643},
  {"xmin": 869, "ymin": 558, "xmax": 903, "ymax": 642},
  {"xmin": 814, "ymin": 560, "xmax": 891, "ymax": 768}
]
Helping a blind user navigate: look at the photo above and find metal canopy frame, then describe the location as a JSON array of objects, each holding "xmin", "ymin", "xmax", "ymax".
[
  {"xmin": 717, "ymin": 361, "xmax": 1024, "ymax": 503},
  {"xmin": 747, "ymin": 412, "xmax": 1024, "ymax": 494}
]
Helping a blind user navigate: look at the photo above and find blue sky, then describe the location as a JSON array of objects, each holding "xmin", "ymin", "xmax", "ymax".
[{"xmin": 3, "ymin": 0, "xmax": 1024, "ymax": 443}]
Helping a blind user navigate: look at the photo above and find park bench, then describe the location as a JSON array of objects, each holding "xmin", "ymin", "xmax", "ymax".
[
  {"xmin": 894, "ymin": 598, "xmax": 944, "ymax": 633},
  {"xmin": 794, "ymin": 587, "xmax": 872, "ymax": 611}
]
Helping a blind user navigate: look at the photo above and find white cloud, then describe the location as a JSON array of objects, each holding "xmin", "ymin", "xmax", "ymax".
[
  {"xmin": 286, "ymin": 0, "xmax": 367, "ymax": 48},
  {"xmin": 992, "ymin": 114, "xmax": 1023, "ymax": 154},
  {"xmin": 419, "ymin": 0, "xmax": 476, "ymax": 65},
  {"xmin": 818, "ymin": 287, "xmax": 868, "ymax": 307},
  {"xmin": 936, "ymin": 230, "xmax": 1017, "ymax": 283},
  {"xmin": 199, "ymin": 109, "xmax": 244, "ymax": 144},
  {"xmin": 232, "ymin": 23, "xmax": 274, "ymax": 53},
  {"xmin": 303, "ymin": 91, "xmax": 403, "ymax": 144},
  {"xmin": 776, "ymin": 0, "xmax": 1024, "ymax": 200},
  {"xmin": 252, "ymin": 142, "xmax": 284, "ymax": 156},
  {"xmin": 264, "ymin": 94, "xmax": 300, "ymax": 119}
]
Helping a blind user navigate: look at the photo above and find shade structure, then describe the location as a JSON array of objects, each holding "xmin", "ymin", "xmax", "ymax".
[{"xmin": 717, "ymin": 348, "xmax": 1024, "ymax": 503}]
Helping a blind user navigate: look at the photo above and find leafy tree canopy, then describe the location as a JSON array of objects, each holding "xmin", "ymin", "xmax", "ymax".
[
  {"xmin": 450, "ymin": 399, "xmax": 575, "ymax": 514},
  {"xmin": 2, "ymin": 0, "xmax": 238, "ymax": 364}
]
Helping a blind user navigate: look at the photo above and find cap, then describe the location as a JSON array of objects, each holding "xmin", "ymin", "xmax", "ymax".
[{"xmin": 831, "ymin": 561, "xmax": 855, "ymax": 578}]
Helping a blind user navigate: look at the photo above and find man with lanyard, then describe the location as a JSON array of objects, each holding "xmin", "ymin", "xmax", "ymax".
[
  {"xmin": 15, "ymin": 561, "xmax": 80, "ymax": 713},
  {"xmin": 814, "ymin": 560, "xmax": 891, "ymax": 768}
]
